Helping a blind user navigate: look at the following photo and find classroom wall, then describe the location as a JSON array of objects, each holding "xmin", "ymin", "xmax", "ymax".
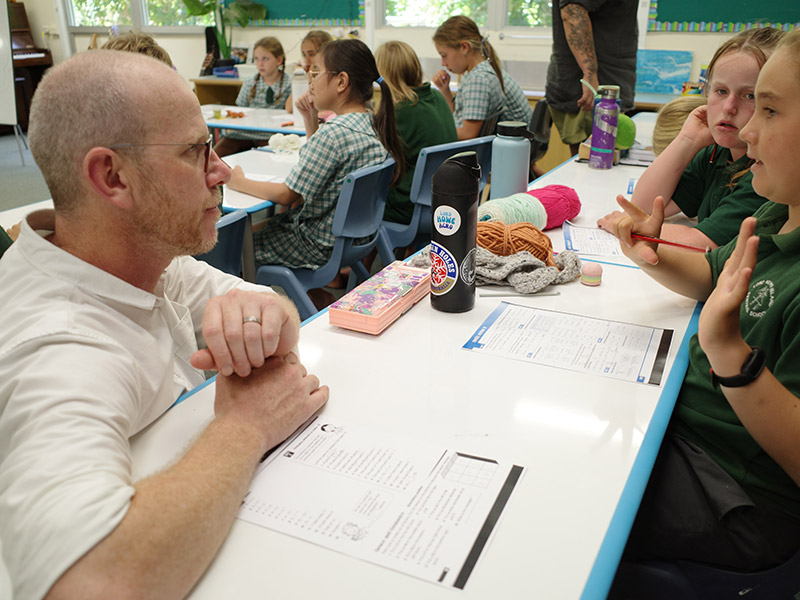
[{"xmin": 20, "ymin": 0, "xmax": 731, "ymax": 87}]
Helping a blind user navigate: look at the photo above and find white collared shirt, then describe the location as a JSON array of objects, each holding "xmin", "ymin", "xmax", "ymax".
[{"xmin": 0, "ymin": 218, "xmax": 268, "ymax": 599}]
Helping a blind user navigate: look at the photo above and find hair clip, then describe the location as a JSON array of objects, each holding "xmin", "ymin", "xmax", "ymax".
[{"xmin": 376, "ymin": 75, "xmax": 384, "ymax": 84}]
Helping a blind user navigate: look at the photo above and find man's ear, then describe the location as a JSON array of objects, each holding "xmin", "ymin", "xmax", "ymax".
[{"xmin": 83, "ymin": 147, "xmax": 134, "ymax": 209}]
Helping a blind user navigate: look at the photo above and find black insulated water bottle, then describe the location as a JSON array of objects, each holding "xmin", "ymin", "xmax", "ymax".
[{"xmin": 430, "ymin": 151, "xmax": 480, "ymax": 313}]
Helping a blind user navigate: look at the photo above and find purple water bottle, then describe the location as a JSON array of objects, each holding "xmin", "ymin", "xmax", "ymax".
[{"xmin": 588, "ymin": 85, "xmax": 619, "ymax": 170}]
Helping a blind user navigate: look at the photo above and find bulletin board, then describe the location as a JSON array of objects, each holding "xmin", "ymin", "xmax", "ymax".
[
  {"xmin": 249, "ymin": 0, "xmax": 363, "ymax": 27},
  {"xmin": 647, "ymin": 0, "xmax": 799, "ymax": 32}
]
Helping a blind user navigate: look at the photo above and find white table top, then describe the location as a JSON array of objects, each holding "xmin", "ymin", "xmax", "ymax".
[
  {"xmin": 221, "ymin": 148, "xmax": 299, "ymax": 213},
  {"xmin": 0, "ymin": 199, "xmax": 53, "ymax": 230},
  {"xmin": 203, "ymin": 105, "xmax": 307, "ymax": 136},
  {"xmin": 130, "ymin": 158, "xmax": 700, "ymax": 599}
]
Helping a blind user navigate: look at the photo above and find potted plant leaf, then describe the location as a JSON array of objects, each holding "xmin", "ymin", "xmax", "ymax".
[{"xmin": 182, "ymin": 0, "xmax": 267, "ymax": 61}]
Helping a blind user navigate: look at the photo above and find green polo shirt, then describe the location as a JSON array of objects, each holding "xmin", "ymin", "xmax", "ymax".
[
  {"xmin": 672, "ymin": 145, "xmax": 768, "ymax": 247},
  {"xmin": 385, "ymin": 83, "xmax": 457, "ymax": 225},
  {"xmin": 0, "ymin": 227, "xmax": 13, "ymax": 258},
  {"xmin": 673, "ymin": 201, "xmax": 800, "ymax": 522}
]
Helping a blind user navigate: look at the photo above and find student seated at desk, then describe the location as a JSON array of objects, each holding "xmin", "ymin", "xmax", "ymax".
[
  {"xmin": 431, "ymin": 15, "xmax": 532, "ymax": 140},
  {"xmin": 375, "ymin": 41, "xmax": 457, "ymax": 225},
  {"xmin": 213, "ymin": 36, "xmax": 293, "ymax": 157},
  {"xmin": 605, "ymin": 30, "xmax": 800, "ymax": 594},
  {"xmin": 286, "ymin": 29, "xmax": 334, "ymax": 118},
  {"xmin": 598, "ymin": 28, "xmax": 784, "ymax": 251},
  {"xmin": 227, "ymin": 39, "xmax": 404, "ymax": 274},
  {"xmin": 0, "ymin": 51, "xmax": 328, "ymax": 600}
]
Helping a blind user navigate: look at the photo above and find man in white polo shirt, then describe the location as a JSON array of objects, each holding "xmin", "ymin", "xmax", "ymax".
[{"xmin": 0, "ymin": 50, "xmax": 329, "ymax": 599}]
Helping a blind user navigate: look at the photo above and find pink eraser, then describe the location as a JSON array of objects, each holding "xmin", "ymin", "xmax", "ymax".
[{"xmin": 580, "ymin": 262, "xmax": 603, "ymax": 286}]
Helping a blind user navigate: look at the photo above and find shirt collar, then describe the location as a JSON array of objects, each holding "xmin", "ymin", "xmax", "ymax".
[{"xmin": 17, "ymin": 216, "xmax": 164, "ymax": 310}]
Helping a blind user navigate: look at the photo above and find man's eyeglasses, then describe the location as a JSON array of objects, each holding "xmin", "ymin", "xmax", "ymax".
[
  {"xmin": 309, "ymin": 70, "xmax": 339, "ymax": 80},
  {"xmin": 107, "ymin": 134, "xmax": 214, "ymax": 173}
]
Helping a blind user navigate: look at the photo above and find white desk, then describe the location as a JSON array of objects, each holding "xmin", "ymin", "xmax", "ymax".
[
  {"xmin": 222, "ymin": 148, "xmax": 299, "ymax": 281},
  {"xmin": 130, "ymin": 158, "xmax": 700, "ymax": 599},
  {"xmin": 203, "ymin": 105, "xmax": 306, "ymax": 137}
]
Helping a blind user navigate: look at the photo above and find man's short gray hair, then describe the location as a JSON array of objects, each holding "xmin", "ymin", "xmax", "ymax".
[{"xmin": 28, "ymin": 51, "xmax": 170, "ymax": 211}]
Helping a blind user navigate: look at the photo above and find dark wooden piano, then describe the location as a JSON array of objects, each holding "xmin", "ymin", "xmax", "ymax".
[{"xmin": 9, "ymin": 2, "xmax": 53, "ymax": 130}]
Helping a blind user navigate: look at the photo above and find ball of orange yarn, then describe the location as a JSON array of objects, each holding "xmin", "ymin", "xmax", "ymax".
[{"xmin": 477, "ymin": 221, "xmax": 555, "ymax": 267}]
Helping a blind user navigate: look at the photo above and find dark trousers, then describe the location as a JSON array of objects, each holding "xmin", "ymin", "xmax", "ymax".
[{"xmin": 609, "ymin": 436, "xmax": 800, "ymax": 596}]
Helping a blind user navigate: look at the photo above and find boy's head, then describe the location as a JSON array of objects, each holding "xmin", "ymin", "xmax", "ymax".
[{"xmin": 100, "ymin": 32, "xmax": 173, "ymax": 67}]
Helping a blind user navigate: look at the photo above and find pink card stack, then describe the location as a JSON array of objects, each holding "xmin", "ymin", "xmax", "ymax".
[{"xmin": 328, "ymin": 261, "xmax": 431, "ymax": 334}]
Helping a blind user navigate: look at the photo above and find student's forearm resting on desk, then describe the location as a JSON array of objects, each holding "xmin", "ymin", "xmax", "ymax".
[
  {"xmin": 697, "ymin": 222, "xmax": 800, "ymax": 486},
  {"xmin": 228, "ymin": 166, "xmax": 302, "ymax": 207},
  {"xmin": 630, "ymin": 105, "xmax": 715, "ymax": 214},
  {"xmin": 561, "ymin": 3, "xmax": 598, "ymax": 111}
]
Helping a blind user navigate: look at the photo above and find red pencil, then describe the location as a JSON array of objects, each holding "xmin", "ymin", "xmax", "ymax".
[{"xmin": 631, "ymin": 233, "xmax": 709, "ymax": 253}]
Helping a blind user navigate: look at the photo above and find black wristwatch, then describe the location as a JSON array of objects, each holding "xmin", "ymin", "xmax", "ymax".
[{"xmin": 710, "ymin": 346, "xmax": 766, "ymax": 388}]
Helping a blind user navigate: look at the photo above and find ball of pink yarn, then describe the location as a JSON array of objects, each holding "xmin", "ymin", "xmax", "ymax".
[{"xmin": 525, "ymin": 185, "xmax": 581, "ymax": 230}]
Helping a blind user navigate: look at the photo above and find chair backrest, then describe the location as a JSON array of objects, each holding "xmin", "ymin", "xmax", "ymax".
[
  {"xmin": 193, "ymin": 209, "xmax": 247, "ymax": 276},
  {"xmin": 479, "ymin": 109, "xmax": 503, "ymax": 137},
  {"xmin": 409, "ymin": 136, "xmax": 494, "ymax": 210},
  {"xmin": 332, "ymin": 157, "xmax": 396, "ymax": 239},
  {"xmin": 529, "ymin": 99, "xmax": 552, "ymax": 162}
]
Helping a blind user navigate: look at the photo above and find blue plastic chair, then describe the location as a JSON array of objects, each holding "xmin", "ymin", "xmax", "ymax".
[
  {"xmin": 255, "ymin": 157, "xmax": 396, "ymax": 320},
  {"xmin": 376, "ymin": 136, "xmax": 493, "ymax": 266},
  {"xmin": 610, "ymin": 549, "xmax": 800, "ymax": 600},
  {"xmin": 194, "ymin": 209, "xmax": 247, "ymax": 276}
]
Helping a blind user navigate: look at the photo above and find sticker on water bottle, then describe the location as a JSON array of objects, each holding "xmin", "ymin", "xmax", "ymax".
[
  {"xmin": 430, "ymin": 241, "xmax": 459, "ymax": 295},
  {"xmin": 461, "ymin": 247, "xmax": 476, "ymax": 285},
  {"xmin": 433, "ymin": 205, "xmax": 461, "ymax": 236}
]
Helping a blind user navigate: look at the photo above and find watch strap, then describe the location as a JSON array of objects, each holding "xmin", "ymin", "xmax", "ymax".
[{"xmin": 710, "ymin": 346, "xmax": 766, "ymax": 389}]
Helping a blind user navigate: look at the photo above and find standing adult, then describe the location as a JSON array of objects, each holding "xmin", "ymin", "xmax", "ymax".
[{"xmin": 545, "ymin": 0, "xmax": 638, "ymax": 155}]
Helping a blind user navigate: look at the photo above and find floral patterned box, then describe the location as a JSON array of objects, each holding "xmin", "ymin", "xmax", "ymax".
[{"xmin": 328, "ymin": 261, "xmax": 431, "ymax": 335}]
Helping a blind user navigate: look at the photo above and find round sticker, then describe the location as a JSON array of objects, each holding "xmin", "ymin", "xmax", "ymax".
[
  {"xmin": 430, "ymin": 242, "xmax": 458, "ymax": 295},
  {"xmin": 433, "ymin": 205, "xmax": 461, "ymax": 236}
]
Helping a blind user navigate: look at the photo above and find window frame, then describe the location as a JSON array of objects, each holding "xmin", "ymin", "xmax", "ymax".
[{"xmin": 64, "ymin": 0, "xmax": 212, "ymax": 32}]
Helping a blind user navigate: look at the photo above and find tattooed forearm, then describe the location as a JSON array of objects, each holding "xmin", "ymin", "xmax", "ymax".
[{"xmin": 561, "ymin": 3, "xmax": 598, "ymax": 79}]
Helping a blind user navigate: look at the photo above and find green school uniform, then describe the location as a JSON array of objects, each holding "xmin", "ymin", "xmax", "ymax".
[
  {"xmin": 673, "ymin": 201, "xmax": 800, "ymax": 523},
  {"xmin": 672, "ymin": 145, "xmax": 768, "ymax": 247},
  {"xmin": 386, "ymin": 83, "xmax": 457, "ymax": 225}
]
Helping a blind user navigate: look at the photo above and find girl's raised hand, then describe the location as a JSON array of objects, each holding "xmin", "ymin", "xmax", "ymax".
[
  {"xmin": 612, "ymin": 195, "xmax": 667, "ymax": 266},
  {"xmin": 698, "ymin": 217, "xmax": 759, "ymax": 354}
]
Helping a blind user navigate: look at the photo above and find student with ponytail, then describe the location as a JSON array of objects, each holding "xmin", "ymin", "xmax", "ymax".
[
  {"xmin": 213, "ymin": 36, "xmax": 292, "ymax": 157},
  {"xmin": 228, "ymin": 39, "xmax": 404, "ymax": 283},
  {"xmin": 432, "ymin": 15, "xmax": 532, "ymax": 140}
]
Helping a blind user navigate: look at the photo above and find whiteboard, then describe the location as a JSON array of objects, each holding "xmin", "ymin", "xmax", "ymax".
[{"xmin": 0, "ymin": 0, "xmax": 17, "ymax": 126}]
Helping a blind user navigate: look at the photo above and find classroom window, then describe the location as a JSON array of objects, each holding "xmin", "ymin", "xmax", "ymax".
[
  {"xmin": 67, "ymin": 0, "xmax": 212, "ymax": 27},
  {"xmin": 145, "ymin": 0, "xmax": 213, "ymax": 27},
  {"xmin": 508, "ymin": 0, "xmax": 552, "ymax": 28},
  {"xmin": 71, "ymin": 0, "xmax": 134, "ymax": 26},
  {"xmin": 385, "ymin": 0, "xmax": 488, "ymax": 27}
]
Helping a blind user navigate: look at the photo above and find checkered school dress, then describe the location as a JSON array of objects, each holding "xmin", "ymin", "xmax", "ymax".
[
  {"xmin": 453, "ymin": 60, "xmax": 533, "ymax": 128},
  {"xmin": 225, "ymin": 73, "xmax": 292, "ymax": 141},
  {"xmin": 253, "ymin": 112, "xmax": 388, "ymax": 269}
]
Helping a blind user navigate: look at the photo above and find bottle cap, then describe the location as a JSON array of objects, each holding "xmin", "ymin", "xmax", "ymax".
[
  {"xmin": 432, "ymin": 151, "xmax": 480, "ymax": 195},
  {"xmin": 598, "ymin": 85, "xmax": 620, "ymax": 99},
  {"xmin": 497, "ymin": 121, "xmax": 536, "ymax": 140}
]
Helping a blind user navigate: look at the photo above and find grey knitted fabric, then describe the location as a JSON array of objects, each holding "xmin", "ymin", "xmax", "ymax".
[{"xmin": 408, "ymin": 246, "xmax": 582, "ymax": 294}]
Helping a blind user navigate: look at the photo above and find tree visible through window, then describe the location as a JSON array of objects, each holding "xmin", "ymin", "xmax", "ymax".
[
  {"xmin": 385, "ymin": 0, "xmax": 488, "ymax": 27},
  {"xmin": 508, "ymin": 0, "xmax": 552, "ymax": 27},
  {"xmin": 69, "ymin": 0, "xmax": 214, "ymax": 26}
]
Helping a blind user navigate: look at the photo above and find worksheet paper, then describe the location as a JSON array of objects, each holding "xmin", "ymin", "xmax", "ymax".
[
  {"xmin": 563, "ymin": 221, "xmax": 623, "ymax": 256},
  {"xmin": 463, "ymin": 302, "xmax": 673, "ymax": 385},
  {"xmin": 237, "ymin": 417, "xmax": 524, "ymax": 590}
]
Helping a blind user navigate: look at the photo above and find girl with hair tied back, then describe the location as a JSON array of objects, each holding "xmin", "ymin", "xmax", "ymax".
[
  {"xmin": 432, "ymin": 15, "xmax": 532, "ymax": 140},
  {"xmin": 375, "ymin": 40, "xmax": 456, "ymax": 225},
  {"xmin": 213, "ymin": 36, "xmax": 291, "ymax": 157},
  {"xmin": 228, "ymin": 39, "xmax": 404, "ymax": 305}
]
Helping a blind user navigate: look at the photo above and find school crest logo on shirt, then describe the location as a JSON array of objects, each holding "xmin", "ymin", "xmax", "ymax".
[{"xmin": 745, "ymin": 280, "xmax": 774, "ymax": 318}]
